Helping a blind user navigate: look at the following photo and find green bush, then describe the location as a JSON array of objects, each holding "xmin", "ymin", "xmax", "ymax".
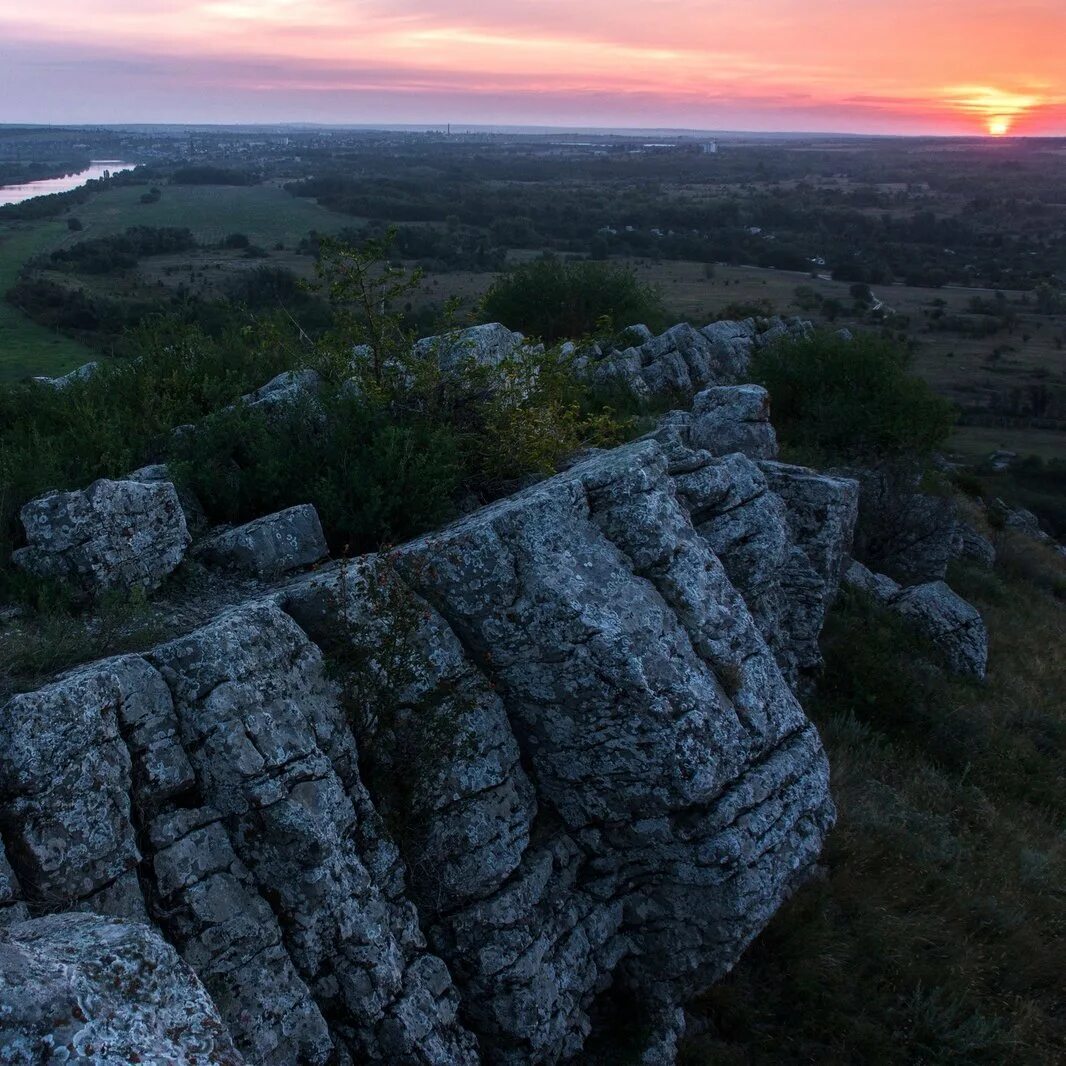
[
  {"xmin": 751, "ymin": 331, "xmax": 955, "ymax": 464},
  {"xmin": 481, "ymin": 258, "xmax": 666, "ymax": 343},
  {"xmin": 169, "ymin": 395, "xmax": 464, "ymax": 553}
]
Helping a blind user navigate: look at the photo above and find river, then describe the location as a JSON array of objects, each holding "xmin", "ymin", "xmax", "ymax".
[{"xmin": 0, "ymin": 161, "xmax": 136, "ymax": 208}]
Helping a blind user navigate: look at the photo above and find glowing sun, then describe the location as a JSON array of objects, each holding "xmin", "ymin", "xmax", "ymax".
[{"xmin": 945, "ymin": 86, "xmax": 1040, "ymax": 137}]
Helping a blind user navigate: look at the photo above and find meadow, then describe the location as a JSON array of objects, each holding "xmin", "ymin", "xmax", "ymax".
[
  {"xmin": 0, "ymin": 220, "xmax": 93, "ymax": 379},
  {"xmin": 0, "ymin": 182, "xmax": 353, "ymax": 380}
]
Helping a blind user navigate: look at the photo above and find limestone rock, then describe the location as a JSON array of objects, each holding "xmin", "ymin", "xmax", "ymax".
[
  {"xmin": 31, "ymin": 361, "xmax": 100, "ymax": 390},
  {"xmin": 677, "ymin": 384, "xmax": 778, "ymax": 459},
  {"xmin": 12, "ymin": 478, "xmax": 190, "ymax": 594},
  {"xmin": 0, "ymin": 414, "xmax": 847, "ymax": 1062},
  {"xmin": 891, "ymin": 581, "xmax": 988, "ymax": 680},
  {"xmin": 415, "ymin": 322, "xmax": 528, "ymax": 372},
  {"xmin": 0, "ymin": 912, "xmax": 243, "ymax": 1064},
  {"xmin": 199, "ymin": 504, "xmax": 328, "ymax": 577},
  {"xmin": 842, "ymin": 559, "xmax": 901, "ymax": 604},
  {"xmin": 239, "ymin": 368, "xmax": 321, "ymax": 413}
]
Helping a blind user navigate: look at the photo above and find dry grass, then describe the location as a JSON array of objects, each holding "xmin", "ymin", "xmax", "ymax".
[{"xmin": 684, "ymin": 546, "xmax": 1066, "ymax": 1065}]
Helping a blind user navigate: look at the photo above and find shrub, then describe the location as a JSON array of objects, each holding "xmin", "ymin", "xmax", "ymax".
[
  {"xmin": 481, "ymin": 258, "xmax": 666, "ymax": 343},
  {"xmin": 750, "ymin": 331, "xmax": 955, "ymax": 465},
  {"xmin": 0, "ymin": 317, "xmax": 299, "ymax": 569}
]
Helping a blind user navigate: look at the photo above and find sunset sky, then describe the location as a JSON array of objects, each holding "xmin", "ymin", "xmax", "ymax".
[{"xmin": 1, "ymin": 0, "xmax": 1064, "ymax": 135}]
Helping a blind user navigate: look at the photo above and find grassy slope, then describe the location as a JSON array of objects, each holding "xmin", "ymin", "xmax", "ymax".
[
  {"xmin": 71, "ymin": 183, "xmax": 352, "ymax": 248},
  {"xmin": 0, "ymin": 221, "xmax": 93, "ymax": 381},
  {"xmin": 0, "ymin": 183, "xmax": 352, "ymax": 381},
  {"xmin": 683, "ymin": 538, "xmax": 1066, "ymax": 1065}
]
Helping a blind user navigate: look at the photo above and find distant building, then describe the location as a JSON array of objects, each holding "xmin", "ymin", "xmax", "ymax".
[{"xmin": 700, "ymin": 141, "xmax": 719, "ymax": 155}]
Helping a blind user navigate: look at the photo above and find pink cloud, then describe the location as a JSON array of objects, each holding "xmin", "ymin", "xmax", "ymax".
[{"xmin": 1, "ymin": 1, "xmax": 1064, "ymax": 133}]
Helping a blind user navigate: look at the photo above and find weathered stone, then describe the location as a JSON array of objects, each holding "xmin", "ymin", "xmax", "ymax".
[
  {"xmin": 199, "ymin": 504, "xmax": 328, "ymax": 577},
  {"xmin": 13, "ymin": 478, "xmax": 190, "ymax": 595},
  {"xmin": 842, "ymin": 559, "xmax": 901, "ymax": 604},
  {"xmin": 0, "ymin": 656, "xmax": 171, "ymax": 923},
  {"xmin": 0, "ymin": 385, "xmax": 856, "ymax": 1064},
  {"xmin": 686, "ymin": 384, "xmax": 778, "ymax": 458},
  {"xmin": 891, "ymin": 581, "xmax": 988, "ymax": 680},
  {"xmin": 387, "ymin": 441, "xmax": 835, "ymax": 1058},
  {"xmin": 759, "ymin": 462, "xmax": 861, "ymax": 684},
  {"xmin": 0, "ymin": 912, "xmax": 243, "ymax": 1064},
  {"xmin": 148, "ymin": 604, "xmax": 479, "ymax": 1064},
  {"xmin": 31, "ymin": 361, "xmax": 100, "ymax": 390},
  {"xmin": 415, "ymin": 322, "xmax": 528, "ymax": 372},
  {"xmin": 239, "ymin": 368, "xmax": 322, "ymax": 413}
]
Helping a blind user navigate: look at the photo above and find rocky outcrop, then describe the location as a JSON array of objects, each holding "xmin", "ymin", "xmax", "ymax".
[
  {"xmin": 198, "ymin": 504, "xmax": 328, "ymax": 577},
  {"xmin": 649, "ymin": 385, "xmax": 778, "ymax": 460},
  {"xmin": 31, "ymin": 361, "xmax": 100, "ymax": 390},
  {"xmin": 12, "ymin": 478, "xmax": 190, "ymax": 594},
  {"xmin": 414, "ymin": 322, "xmax": 531, "ymax": 372},
  {"xmin": 0, "ymin": 912, "xmax": 242, "ymax": 1063},
  {"xmin": 0, "ymin": 433, "xmax": 845, "ymax": 1064},
  {"xmin": 587, "ymin": 316, "xmax": 811, "ymax": 398},
  {"xmin": 841, "ymin": 562, "xmax": 988, "ymax": 680}
]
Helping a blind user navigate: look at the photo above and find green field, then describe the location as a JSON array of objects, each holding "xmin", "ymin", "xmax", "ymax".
[
  {"xmin": 69, "ymin": 182, "xmax": 353, "ymax": 249},
  {"xmin": 0, "ymin": 221, "xmax": 93, "ymax": 381},
  {"xmin": 0, "ymin": 183, "xmax": 355, "ymax": 380}
]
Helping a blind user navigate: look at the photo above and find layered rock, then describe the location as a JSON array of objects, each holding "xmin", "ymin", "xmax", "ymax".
[
  {"xmin": 650, "ymin": 385, "xmax": 778, "ymax": 460},
  {"xmin": 0, "ymin": 434, "xmax": 847, "ymax": 1063},
  {"xmin": 587, "ymin": 316, "xmax": 811, "ymax": 398},
  {"xmin": 12, "ymin": 478, "xmax": 190, "ymax": 594}
]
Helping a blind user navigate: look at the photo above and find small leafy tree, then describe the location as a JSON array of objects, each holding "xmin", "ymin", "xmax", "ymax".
[{"xmin": 312, "ymin": 230, "xmax": 426, "ymax": 385}]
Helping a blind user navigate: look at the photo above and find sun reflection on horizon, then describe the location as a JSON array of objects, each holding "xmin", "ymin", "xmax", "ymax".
[{"xmin": 946, "ymin": 86, "xmax": 1040, "ymax": 136}]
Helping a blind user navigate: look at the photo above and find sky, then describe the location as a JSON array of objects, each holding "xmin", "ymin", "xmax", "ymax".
[{"xmin": 1, "ymin": 0, "xmax": 1064, "ymax": 136}]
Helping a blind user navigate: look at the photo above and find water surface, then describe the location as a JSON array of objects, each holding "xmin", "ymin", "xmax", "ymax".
[{"xmin": 0, "ymin": 161, "xmax": 136, "ymax": 207}]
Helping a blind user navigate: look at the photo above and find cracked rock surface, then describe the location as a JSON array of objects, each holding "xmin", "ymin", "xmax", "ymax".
[
  {"xmin": 12, "ymin": 478, "xmax": 190, "ymax": 594},
  {"xmin": 0, "ymin": 430, "xmax": 850, "ymax": 1062}
]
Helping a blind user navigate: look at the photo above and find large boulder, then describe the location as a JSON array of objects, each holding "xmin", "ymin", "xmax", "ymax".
[
  {"xmin": 12, "ymin": 478, "xmax": 190, "ymax": 594},
  {"xmin": 199, "ymin": 504, "xmax": 328, "ymax": 578},
  {"xmin": 0, "ymin": 912, "xmax": 243, "ymax": 1064},
  {"xmin": 414, "ymin": 322, "xmax": 529, "ymax": 373},
  {"xmin": 687, "ymin": 384, "xmax": 778, "ymax": 459},
  {"xmin": 890, "ymin": 581, "xmax": 988, "ymax": 680}
]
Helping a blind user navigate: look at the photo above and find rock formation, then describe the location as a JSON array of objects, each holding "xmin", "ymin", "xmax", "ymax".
[
  {"xmin": 12, "ymin": 478, "xmax": 190, "ymax": 594},
  {"xmin": 0, "ymin": 357, "xmax": 854, "ymax": 1062}
]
